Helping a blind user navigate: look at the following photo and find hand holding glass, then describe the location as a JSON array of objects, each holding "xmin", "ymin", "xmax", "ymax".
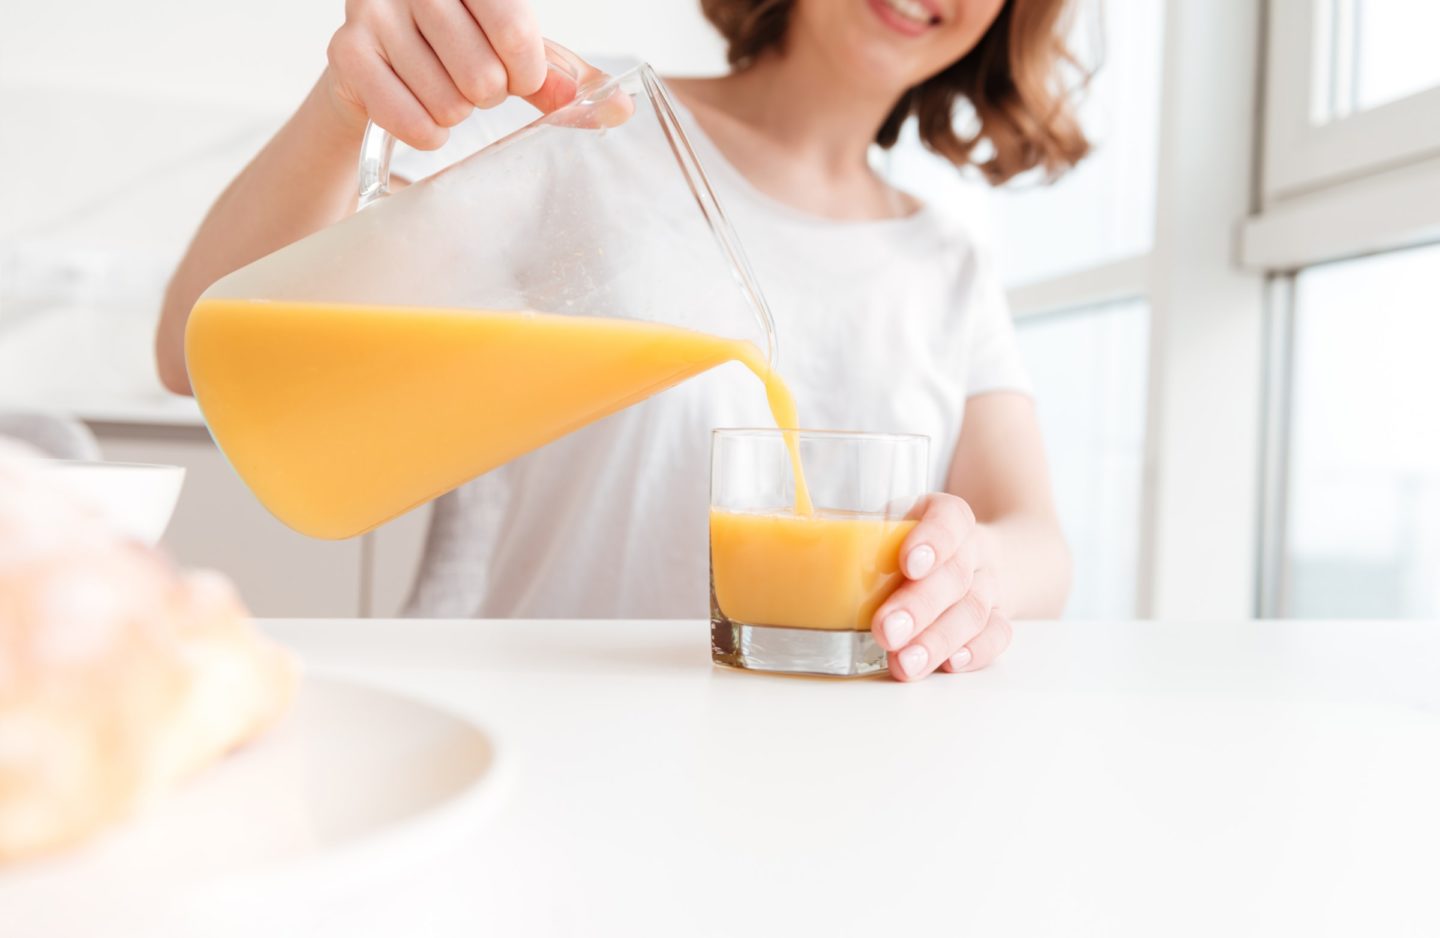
[{"xmin": 709, "ymin": 429, "xmax": 929, "ymax": 677}]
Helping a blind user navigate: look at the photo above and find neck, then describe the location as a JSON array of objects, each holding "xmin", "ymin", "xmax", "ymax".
[
  {"xmin": 666, "ymin": 36, "xmax": 919, "ymax": 221},
  {"xmin": 705, "ymin": 44, "xmax": 902, "ymax": 178}
]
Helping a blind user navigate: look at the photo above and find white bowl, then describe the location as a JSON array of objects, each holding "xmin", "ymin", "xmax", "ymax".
[{"xmin": 44, "ymin": 460, "xmax": 186, "ymax": 546}]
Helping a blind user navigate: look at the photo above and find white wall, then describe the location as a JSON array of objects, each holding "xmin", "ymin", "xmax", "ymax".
[
  {"xmin": 0, "ymin": 0, "xmax": 725, "ymax": 111},
  {"xmin": 0, "ymin": 0, "xmax": 727, "ymax": 406},
  {"xmin": 1, "ymin": 0, "xmax": 725, "ymax": 237}
]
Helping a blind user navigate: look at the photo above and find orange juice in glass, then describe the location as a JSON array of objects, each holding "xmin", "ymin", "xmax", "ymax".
[{"xmin": 709, "ymin": 429, "xmax": 928, "ymax": 677}]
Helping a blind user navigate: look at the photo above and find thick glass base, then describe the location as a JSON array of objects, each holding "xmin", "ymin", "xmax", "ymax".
[{"xmin": 710, "ymin": 618, "xmax": 888, "ymax": 677}]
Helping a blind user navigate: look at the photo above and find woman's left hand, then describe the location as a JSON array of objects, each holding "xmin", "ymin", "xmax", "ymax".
[{"xmin": 870, "ymin": 493, "xmax": 1012, "ymax": 681}]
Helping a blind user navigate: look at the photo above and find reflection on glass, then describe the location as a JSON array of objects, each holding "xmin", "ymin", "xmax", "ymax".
[
  {"xmin": 1014, "ymin": 299, "xmax": 1149, "ymax": 618},
  {"xmin": 1283, "ymin": 242, "xmax": 1440, "ymax": 618}
]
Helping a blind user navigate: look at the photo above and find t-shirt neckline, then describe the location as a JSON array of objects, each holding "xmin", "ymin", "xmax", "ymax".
[{"xmin": 659, "ymin": 78, "xmax": 936, "ymax": 234}]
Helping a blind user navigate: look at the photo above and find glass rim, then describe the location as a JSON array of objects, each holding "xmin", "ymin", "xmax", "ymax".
[{"xmin": 711, "ymin": 427, "xmax": 930, "ymax": 445}]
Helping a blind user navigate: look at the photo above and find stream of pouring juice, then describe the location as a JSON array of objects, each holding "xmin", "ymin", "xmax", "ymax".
[{"xmin": 186, "ymin": 298, "xmax": 812, "ymax": 539}]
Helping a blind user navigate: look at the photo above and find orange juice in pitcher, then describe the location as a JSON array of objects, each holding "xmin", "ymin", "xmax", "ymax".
[
  {"xmin": 187, "ymin": 50, "xmax": 810, "ymax": 538},
  {"xmin": 188, "ymin": 301, "xmax": 810, "ymax": 538}
]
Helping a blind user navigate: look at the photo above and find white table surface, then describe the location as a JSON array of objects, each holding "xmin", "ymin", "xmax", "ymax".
[
  {"xmin": 228, "ymin": 617, "xmax": 1440, "ymax": 938},
  {"xmin": 10, "ymin": 618, "xmax": 1440, "ymax": 937}
]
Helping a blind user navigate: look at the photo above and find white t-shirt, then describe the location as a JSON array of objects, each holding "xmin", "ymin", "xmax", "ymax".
[{"xmin": 390, "ymin": 64, "xmax": 1029, "ymax": 619}]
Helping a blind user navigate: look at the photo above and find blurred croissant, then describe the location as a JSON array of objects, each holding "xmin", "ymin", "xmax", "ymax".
[{"xmin": 0, "ymin": 442, "xmax": 297, "ymax": 861}]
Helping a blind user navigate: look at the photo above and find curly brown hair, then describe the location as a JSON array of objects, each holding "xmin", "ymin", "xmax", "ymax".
[{"xmin": 698, "ymin": 0, "xmax": 1092, "ymax": 184}]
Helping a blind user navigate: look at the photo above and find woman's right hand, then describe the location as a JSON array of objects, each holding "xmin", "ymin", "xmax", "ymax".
[{"xmin": 321, "ymin": 0, "xmax": 569, "ymax": 149}]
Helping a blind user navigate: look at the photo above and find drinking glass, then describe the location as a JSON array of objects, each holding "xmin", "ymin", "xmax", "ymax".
[{"xmin": 709, "ymin": 429, "xmax": 929, "ymax": 677}]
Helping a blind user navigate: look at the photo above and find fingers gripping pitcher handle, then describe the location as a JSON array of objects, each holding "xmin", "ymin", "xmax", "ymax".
[{"xmin": 357, "ymin": 39, "xmax": 588, "ymax": 207}]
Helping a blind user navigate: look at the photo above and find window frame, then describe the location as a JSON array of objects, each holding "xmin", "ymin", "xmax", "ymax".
[
  {"xmin": 1012, "ymin": 292, "xmax": 1152, "ymax": 618},
  {"xmin": 1252, "ymin": 1, "xmax": 1440, "ymax": 616},
  {"xmin": 1263, "ymin": 0, "xmax": 1440, "ymax": 203},
  {"xmin": 1256, "ymin": 275, "xmax": 1298, "ymax": 618},
  {"xmin": 992, "ymin": 0, "xmax": 1440, "ymax": 621},
  {"xmin": 1247, "ymin": 0, "xmax": 1440, "ymax": 272},
  {"xmin": 1000, "ymin": 1, "xmax": 1268, "ymax": 621}
]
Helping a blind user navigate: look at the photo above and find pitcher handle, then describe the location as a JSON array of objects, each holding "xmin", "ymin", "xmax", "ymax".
[{"xmin": 358, "ymin": 39, "xmax": 591, "ymax": 208}]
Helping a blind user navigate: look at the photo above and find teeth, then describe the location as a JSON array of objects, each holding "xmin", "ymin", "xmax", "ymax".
[{"xmin": 882, "ymin": 0, "xmax": 934, "ymax": 26}]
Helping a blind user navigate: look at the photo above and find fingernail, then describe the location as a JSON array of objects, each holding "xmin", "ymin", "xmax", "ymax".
[
  {"xmin": 899, "ymin": 645, "xmax": 928, "ymax": 678},
  {"xmin": 906, "ymin": 545, "xmax": 935, "ymax": 579},
  {"xmin": 947, "ymin": 648, "xmax": 972, "ymax": 671},
  {"xmin": 881, "ymin": 610, "xmax": 914, "ymax": 647}
]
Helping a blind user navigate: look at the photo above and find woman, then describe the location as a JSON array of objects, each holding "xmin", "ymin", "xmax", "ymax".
[{"xmin": 155, "ymin": 0, "xmax": 1083, "ymax": 681}]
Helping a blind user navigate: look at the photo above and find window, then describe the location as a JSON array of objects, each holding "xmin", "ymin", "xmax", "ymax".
[
  {"xmin": 1265, "ymin": 0, "xmax": 1440, "ymax": 199},
  {"xmin": 1278, "ymin": 242, "xmax": 1440, "ymax": 618},
  {"xmin": 990, "ymin": 0, "xmax": 1165, "ymax": 287},
  {"xmin": 882, "ymin": 2, "xmax": 1440, "ymax": 622},
  {"xmin": 1014, "ymin": 300, "xmax": 1149, "ymax": 619},
  {"xmin": 1257, "ymin": 3, "xmax": 1440, "ymax": 619},
  {"xmin": 882, "ymin": 0, "xmax": 1165, "ymax": 287},
  {"xmin": 1313, "ymin": 0, "xmax": 1440, "ymax": 120},
  {"xmin": 885, "ymin": 0, "xmax": 1164, "ymax": 619},
  {"xmin": 989, "ymin": 0, "xmax": 1163, "ymax": 619}
]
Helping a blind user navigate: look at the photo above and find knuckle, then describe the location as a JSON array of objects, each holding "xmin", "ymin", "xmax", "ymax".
[
  {"xmin": 398, "ymin": 114, "xmax": 444, "ymax": 149},
  {"xmin": 919, "ymin": 524, "xmax": 950, "ymax": 558},
  {"xmin": 958, "ymin": 588, "xmax": 989, "ymax": 628},
  {"xmin": 923, "ymin": 497, "xmax": 970, "ymax": 551},
  {"xmin": 327, "ymin": 27, "xmax": 362, "ymax": 69},
  {"xmin": 346, "ymin": 0, "xmax": 380, "ymax": 27},
  {"xmin": 349, "ymin": 0, "xmax": 394, "ymax": 23},
  {"xmin": 462, "ymin": 62, "xmax": 508, "ymax": 106},
  {"xmin": 487, "ymin": 16, "xmax": 540, "ymax": 57},
  {"xmin": 919, "ymin": 632, "xmax": 950, "ymax": 666},
  {"xmin": 438, "ymin": 96, "xmax": 473, "ymax": 126},
  {"xmin": 933, "ymin": 492, "xmax": 973, "ymax": 529},
  {"xmin": 969, "ymin": 567, "xmax": 997, "ymax": 608},
  {"xmin": 943, "ymin": 548, "xmax": 972, "ymax": 579},
  {"xmin": 509, "ymin": 65, "xmax": 546, "ymax": 97},
  {"xmin": 943, "ymin": 551, "xmax": 976, "ymax": 597},
  {"xmin": 915, "ymin": 578, "xmax": 952, "ymax": 626}
]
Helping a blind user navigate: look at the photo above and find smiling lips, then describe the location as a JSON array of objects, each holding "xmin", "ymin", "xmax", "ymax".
[
  {"xmin": 885, "ymin": 0, "xmax": 939, "ymax": 24},
  {"xmin": 870, "ymin": 0, "xmax": 942, "ymax": 37}
]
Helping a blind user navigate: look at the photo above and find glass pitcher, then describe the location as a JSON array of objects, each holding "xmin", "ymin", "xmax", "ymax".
[{"xmin": 186, "ymin": 45, "xmax": 778, "ymax": 540}]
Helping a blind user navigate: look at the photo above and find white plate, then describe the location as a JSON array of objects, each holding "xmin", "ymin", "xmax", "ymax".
[
  {"xmin": 42, "ymin": 459, "xmax": 185, "ymax": 545},
  {"xmin": 1, "ymin": 675, "xmax": 505, "ymax": 937}
]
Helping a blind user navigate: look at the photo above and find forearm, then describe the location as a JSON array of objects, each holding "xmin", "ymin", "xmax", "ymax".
[
  {"xmin": 975, "ymin": 514, "xmax": 1072, "ymax": 619},
  {"xmin": 155, "ymin": 73, "xmax": 367, "ymax": 395}
]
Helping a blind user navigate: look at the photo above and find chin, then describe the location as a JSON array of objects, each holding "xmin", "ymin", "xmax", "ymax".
[
  {"xmin": 841, "ymin": 50, "xmax": 916, "ymax": 92},
  {"xmin": 798, "ymin": 0, "xmax": 962, "ymax": 93}
]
